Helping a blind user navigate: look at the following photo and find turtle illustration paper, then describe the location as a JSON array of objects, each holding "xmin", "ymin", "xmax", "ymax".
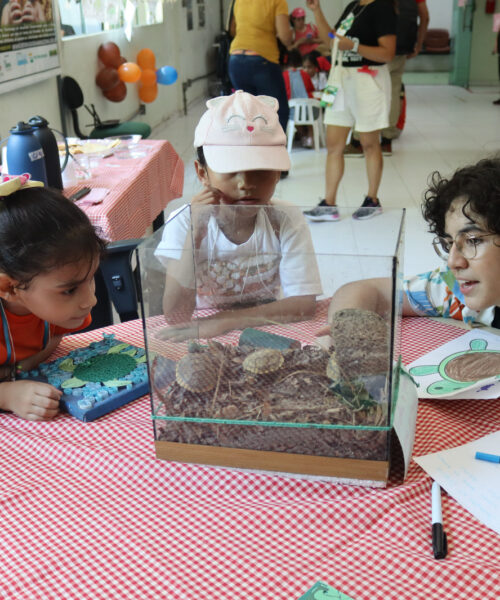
[{"xmin": 407, "ymin": 329, "xmax": 500, "ymax": 399}]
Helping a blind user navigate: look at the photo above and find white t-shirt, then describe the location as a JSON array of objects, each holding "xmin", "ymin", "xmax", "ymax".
[{"xmin": 155, "ymin": 201, "xmax": 322, "ymax": 308}]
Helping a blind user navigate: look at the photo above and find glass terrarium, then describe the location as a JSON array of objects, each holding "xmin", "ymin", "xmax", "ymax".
[{"xmin": 137, "ymin": 203, "xmax": 410, "ymax": 485}]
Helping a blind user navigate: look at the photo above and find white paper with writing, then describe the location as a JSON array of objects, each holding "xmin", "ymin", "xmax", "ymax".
[{"xmin": 415, "ymin": 430, "xmax": 500, "ymax": 535}]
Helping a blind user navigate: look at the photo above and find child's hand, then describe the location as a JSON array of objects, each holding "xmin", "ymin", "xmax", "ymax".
[
  {"xmin": 315, "ymin": 324, "xmax": 330, "ymax": 337},
  {"xmin": 1, "ymin": 380, "xmax": 62, "ymax": 421},
  {"xmin": 157, "ymin": 315, "xmax": 236, "ymax": 342},
  {"xmin": 191, "ymin": 185, "xmax": 222, "ymax": 206}
]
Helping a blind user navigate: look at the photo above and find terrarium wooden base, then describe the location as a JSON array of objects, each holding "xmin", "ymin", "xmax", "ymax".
[{"xmin": 154, "ymin": 440, "xmax": 390, "ymax": 483}]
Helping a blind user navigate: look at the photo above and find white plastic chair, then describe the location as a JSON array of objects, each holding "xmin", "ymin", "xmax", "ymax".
[{"xmin": 286, "ymin": 98, "xmax": 326, "ymax": 153}]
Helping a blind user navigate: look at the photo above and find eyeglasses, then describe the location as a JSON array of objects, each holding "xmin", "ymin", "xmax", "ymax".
[{"xmin": 432, "ymin": 231, "xmax": 497, "ymax": 260}]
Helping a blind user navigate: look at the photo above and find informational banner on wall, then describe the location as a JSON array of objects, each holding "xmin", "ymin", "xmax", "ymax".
[{"xmin": 0, "ymin": 0, "xmax": 60, "ymax": 94}]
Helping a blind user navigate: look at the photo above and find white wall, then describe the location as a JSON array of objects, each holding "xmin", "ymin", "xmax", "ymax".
[
  {"xmin": 0, "ymin": 0, "xmax": 228, "ymax": 139},
  {"xmin": 426, "ymin": 0, "xmax": 453, "ymax": 31}
]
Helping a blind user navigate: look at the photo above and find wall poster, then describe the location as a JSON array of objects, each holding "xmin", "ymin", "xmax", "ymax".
[{"xmin": 0, "ymin": 0, "xmax": 60, "ymax": 94}]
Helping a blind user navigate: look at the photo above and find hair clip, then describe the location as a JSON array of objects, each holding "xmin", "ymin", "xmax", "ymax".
[{"xmin": 0, "ymin": 174, "xmax": 44, "ymax": 197}]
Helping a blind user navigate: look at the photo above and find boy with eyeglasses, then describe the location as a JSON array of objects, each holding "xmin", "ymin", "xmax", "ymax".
[{"xmin": 326, "ymin": 158, "xmax": 500, "ymax": 329}]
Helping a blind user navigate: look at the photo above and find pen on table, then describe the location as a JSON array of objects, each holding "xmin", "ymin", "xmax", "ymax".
[
  {"xmin": 431, "ymin": 481, "xmax": 447, "ymax": 560},
  {"xmin": 475, "ymin": 451, "xmax": 500, "ymax": 464}
]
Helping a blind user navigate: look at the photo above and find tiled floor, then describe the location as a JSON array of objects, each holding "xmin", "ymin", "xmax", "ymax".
[{"xmin": 152, "ymin": 84, "xmax": 500, "ymax": 278}]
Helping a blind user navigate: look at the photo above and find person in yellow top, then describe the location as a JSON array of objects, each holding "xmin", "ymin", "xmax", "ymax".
[{"xmin": 228, "ymin": 0, "xmax": 293, "ymax": 135}]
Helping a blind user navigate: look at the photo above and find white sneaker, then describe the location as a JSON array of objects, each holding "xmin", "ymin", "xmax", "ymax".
[
  {"xmin": 352, "ymin": 197, "xmax": 383, "ymax": 220},
  {"xmin": 303, "ymin": 201, "xmax": 340, "ymax": 222}
]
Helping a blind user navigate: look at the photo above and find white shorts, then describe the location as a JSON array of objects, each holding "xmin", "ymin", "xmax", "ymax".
[{"xmin": 324, "ymin": 64, "xmax": 391, "ymax": 132}]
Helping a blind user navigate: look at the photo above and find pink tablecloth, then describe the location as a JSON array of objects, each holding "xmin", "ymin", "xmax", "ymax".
[
  {"xmin": 64, "ymin": 140, "xmax": 184, "ymax": 241},
  {"xmin": 1, "ymin": 313, "xmax": 499, "ymax": 600}
]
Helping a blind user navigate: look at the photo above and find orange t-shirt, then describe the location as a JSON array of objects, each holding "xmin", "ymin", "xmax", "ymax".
[{"xmin": 0, "ymin": 308, "xmax": 91, "ymax": 364}]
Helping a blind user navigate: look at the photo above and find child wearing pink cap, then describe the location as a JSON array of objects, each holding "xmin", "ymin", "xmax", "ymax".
[{"xmin": 155, "ymin": 91, "xmax": 322, "ymax": 342}]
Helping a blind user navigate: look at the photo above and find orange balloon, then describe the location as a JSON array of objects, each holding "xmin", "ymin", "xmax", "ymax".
[
  {"xmin": 103, "ymin": 81, "xmax": 127, "ymax": 102},
  {"xmin": 98, "ymin": 42, "xmax": 122, "ymax": 69},
  {"xmin": 118, "ymin": 62, "xmax": 142, "ymax": 84},
  {"xmin": 139, "ymin": 83, "xmax": 158, "ymax": 103},
  {"xmin": 137, "ymin": 48, "xmax": 156, "ymax": 70},
  {"xmin": 140, "ymin": 68, "xmax": 157, "ymax": 86}
]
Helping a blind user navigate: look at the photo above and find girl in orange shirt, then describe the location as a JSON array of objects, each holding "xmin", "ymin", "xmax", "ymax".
[{"xmin": 0, "ymin": 177, "xmax": 106, "ymax": 421}]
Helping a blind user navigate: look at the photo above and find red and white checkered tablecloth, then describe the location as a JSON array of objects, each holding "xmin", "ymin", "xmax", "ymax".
[
  {"xmin": 64, "ymin": 140, "xmax": 184, "ymax": 242},
  {"xmin": 1, "ymin": 314, "xmax": 499, "ymax": 600}
]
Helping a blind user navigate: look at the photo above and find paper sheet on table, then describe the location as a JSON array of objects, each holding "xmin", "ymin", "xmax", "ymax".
[
  {"xmin": 415, "ymin": 431, "xmax": 500, "ymax": 535},
  {"xmin": 407, "ymin": 329, "xmax": 500, "ymax": 399}
]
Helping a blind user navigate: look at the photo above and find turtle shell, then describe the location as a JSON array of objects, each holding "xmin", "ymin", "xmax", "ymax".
[
  {"xmin": 326, "ymin": 355, "xmax": 341, "ymax": 382},
  {"xmin": 176, "ymin": 353, "xmax": 217, "ymax": 393},
  {"xmin": 242, "ymin": 348, "xmax": 284, "ymax": 375}
]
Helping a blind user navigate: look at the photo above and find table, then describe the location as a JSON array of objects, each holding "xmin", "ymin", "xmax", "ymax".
[
  {"xmin": 1, "ymin": 314, "xmax": 499, "ymax": 600},
  {"xmin": 64, "ymin": 140, "xmax": 184, "ymax": 242}
]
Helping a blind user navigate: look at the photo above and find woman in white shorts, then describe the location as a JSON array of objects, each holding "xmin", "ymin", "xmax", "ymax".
[{"xmin": 303, "ymin": 0, "xmax": 397, "ymax": 222}]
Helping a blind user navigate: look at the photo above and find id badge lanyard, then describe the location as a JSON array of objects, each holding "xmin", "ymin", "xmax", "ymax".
[{"xmin": 320, "ymin": 11, "xmax": 355, "ymax": 108}]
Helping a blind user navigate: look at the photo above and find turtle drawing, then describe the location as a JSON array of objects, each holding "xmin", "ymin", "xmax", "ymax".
[{"xmin": 409, "ymin": 338, "xmax": 500, "ymax": 395}]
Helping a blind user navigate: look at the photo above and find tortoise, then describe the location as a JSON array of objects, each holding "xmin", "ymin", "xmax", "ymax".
[
  {"xmin": 242, "ymin": 348, "xmax": 284, "ymax": 375},
  {"xmin": 175, "ymin": 353, "xmax": 218, "ymax": 393}
]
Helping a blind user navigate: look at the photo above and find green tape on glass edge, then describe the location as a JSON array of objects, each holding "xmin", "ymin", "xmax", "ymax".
[{"xmin": 151, "ymin": 414, "xmax": 390, "ymax": 431}]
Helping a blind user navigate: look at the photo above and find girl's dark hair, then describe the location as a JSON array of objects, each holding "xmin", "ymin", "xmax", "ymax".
[
  {"xmin": 0, "ymin": 186, "xmax": 107, "ymax": 287},
  {"xmin": 287, "ymin": 49, "xmax": 303, "ymax": 69},
  {"xmin": 422, "ymin": 158, "xmax": 500, "ymax": 238},
  {"xmin": 304, "ymin": 52, "xmax": 320, "ymax": 69},
  {"xmin": 196, "ymin": 146, "xmax": 207, "ymax": 167}
]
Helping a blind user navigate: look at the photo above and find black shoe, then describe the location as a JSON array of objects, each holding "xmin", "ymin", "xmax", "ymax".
[
  {"xmin": 493, "ymin": 98, "xmax": 500, "ymax": 105},
  {"xmin": 280, "ymin": 170, "xmax": 289, "ymax": 179}
]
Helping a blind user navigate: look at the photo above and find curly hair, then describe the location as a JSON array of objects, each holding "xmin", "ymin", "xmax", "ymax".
[
  {"xmin": 422, "ymin": 158, "xmax": 500, "ymax": 238},
  {"xmin": 0, "ymin": 186, "xmax": 106, "ymax": 287}
]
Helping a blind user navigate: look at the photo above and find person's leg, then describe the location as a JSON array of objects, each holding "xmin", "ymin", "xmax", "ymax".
[
  {"xmin": 359, "ymin": 130, "xmax": 383, "ymax": 199},
  {"xmin": 381, "ymin": 55, "xmax": 406, "ymax": 143},
  {"xmin": 351, "ymin": 129, "xmax": 383, "ymax": 220},
  {"xmin": 303, "ymin": 124, "xmax": 350, "ymax": 221},
  {"xmin": 324, "ymin": 125, "xmax": 351, "ymax": 205}
]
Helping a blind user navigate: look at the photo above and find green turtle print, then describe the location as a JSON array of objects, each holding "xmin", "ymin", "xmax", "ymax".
[{"xmin": 409, "ymin": 337, "xmax": 500, "ymax": 396}]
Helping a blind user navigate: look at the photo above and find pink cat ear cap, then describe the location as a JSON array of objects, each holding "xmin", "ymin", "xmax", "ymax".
[{"xmin": 193, "ymin": 90, "xmax": 290, "ymax": 173}]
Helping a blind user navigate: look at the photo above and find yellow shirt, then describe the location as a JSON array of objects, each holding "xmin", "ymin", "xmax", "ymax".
[{"xmin": 230, "ymin": 0, "xmax": 289, "ymax": 64}]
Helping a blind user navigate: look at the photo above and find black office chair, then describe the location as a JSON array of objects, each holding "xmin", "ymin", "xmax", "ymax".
[
  {"xmin": 60, "ymin": 76, "xmax": 152, "ymax": 140},
  {"xmin": 84, "ymin": 239, "xmax": 143, "ymax": 332}
]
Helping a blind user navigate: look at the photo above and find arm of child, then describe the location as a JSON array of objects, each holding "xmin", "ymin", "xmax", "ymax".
[
  {"xmin": 161, "ymin": 186, "xmax": 219, "ymax": 323},
  {"xmin": 160, "ymin": 294, "xmax": 317, "ymax": 342},
  {"xmin": 316, "ymin": 277, "xmax": 418, "ymax": 336},
  {"xmin": 0, "ymin": 334, "xmax": 63, "ymax": 421}
]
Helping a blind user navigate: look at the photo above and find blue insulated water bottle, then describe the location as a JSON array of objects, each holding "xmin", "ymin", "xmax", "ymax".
[
  {"xmin": 6, "ymin": 122, "xmax": 48, "ymax": 184},
  {"xmin": 29, "ymin": 116, "xmax": 63, "ymax": 189}
]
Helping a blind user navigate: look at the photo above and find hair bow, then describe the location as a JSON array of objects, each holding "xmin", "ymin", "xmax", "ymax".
[{"xmin": 0, "ymin": 174, "xmax": 44, "ymax": 197}]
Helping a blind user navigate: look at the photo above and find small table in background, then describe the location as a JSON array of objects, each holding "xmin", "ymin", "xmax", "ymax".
[{"xmin": 64, "ymin": 139, "xmax": 184, "ymax": 242}]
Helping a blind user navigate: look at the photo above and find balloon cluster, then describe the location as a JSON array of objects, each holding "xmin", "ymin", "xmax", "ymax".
[{"xmin": 96, "ymin": 42, "xmax": 178, "ymax": 103}]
